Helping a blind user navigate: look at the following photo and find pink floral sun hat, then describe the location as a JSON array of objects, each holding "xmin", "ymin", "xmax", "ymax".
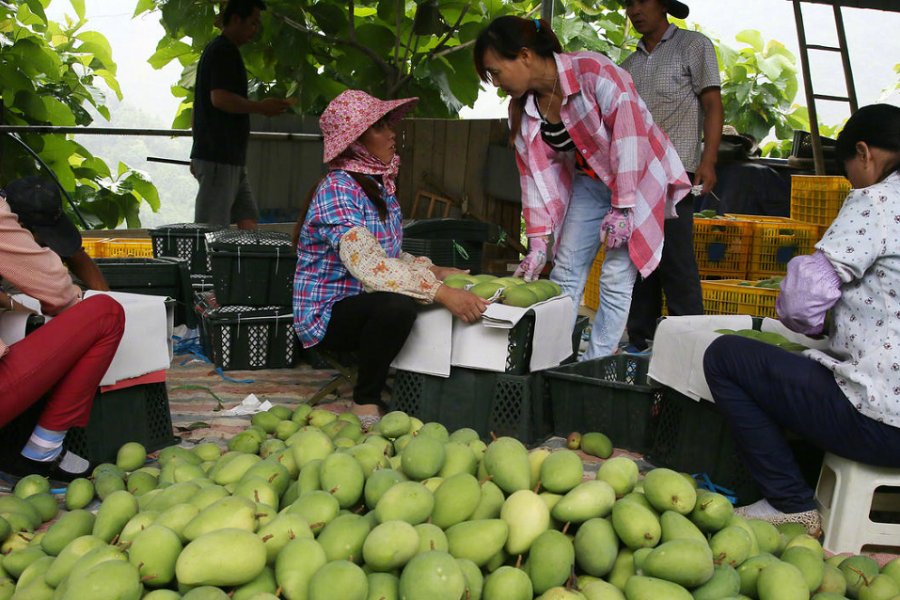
[{"xmin": 320, "ymin": 90, "xmax": 418, "ymax": 163}]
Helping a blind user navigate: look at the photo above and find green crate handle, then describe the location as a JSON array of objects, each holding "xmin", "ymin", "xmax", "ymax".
[{"xmin": 542, "ymin": 370, "xmax": 654, "ymax": 392}]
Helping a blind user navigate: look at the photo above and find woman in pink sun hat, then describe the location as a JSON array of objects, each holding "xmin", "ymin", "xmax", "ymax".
[{"xmin": 292, "ymin": 90, "xmax": 488, "ymax": 414}]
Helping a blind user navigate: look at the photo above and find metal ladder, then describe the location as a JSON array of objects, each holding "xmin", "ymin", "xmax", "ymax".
[{"xmin": 792, "ymin": 0, "xmax": 859, "ymax": 174}]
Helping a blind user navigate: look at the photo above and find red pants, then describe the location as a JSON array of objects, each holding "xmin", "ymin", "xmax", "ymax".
[{"xmin": 0, "ymin": 295, "xmax": 125, "ymax": 430}]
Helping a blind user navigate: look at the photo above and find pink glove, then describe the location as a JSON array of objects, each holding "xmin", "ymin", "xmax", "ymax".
[
  {"xmin": 514, "ymin": 236, "xmax": 549, "ymax": 283},
  {"xmin": 599, "ymin": 207, "xmax": 633, "ymax": 250}
]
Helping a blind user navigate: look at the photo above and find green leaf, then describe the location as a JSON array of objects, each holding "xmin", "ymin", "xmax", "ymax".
[
  {"xmin": 14, "ymin": 90, "xmax": 49, "ymax": 121},
  {"xmin": 42, "ymin": 96, "xmax": 77, "ymax": 126},
  {"xmin": 308, "ymin": 3, "xmax": 348, "ymax": 36},
  {"xmin": 134, "ymin": 0, "xmax": 156, "ymax": 17},
  {"xmin": 94, "ymin": 69, "xmax": 123, "ymax": 100},
  {"xmin": 123, "ymin": 194, "xmax": 142, "ymax": 228},
  {"xmin": 125, "ymin": 169, "xmax": 161, "ymax": 212},
  {"xmin": 148, "ymin": 38, "xmax": 194, "ymax": 69},
  {"xmin": 756, "ymin": 55, "xmax": 784, "ymax": 82},
  {"xmin": 71, "ymin": 0, "xmax": 85, "ymax": 20},
  {"xmin": 75, "ymin": 31, "xmax": 116, "ymax": 71},
  {"xmin": 21, "ymin": 0, "xmax": 47, "ymax": 25},
  {"xmin": 735, "ymin": 29, "xmax": 764, "ymax": 53}
]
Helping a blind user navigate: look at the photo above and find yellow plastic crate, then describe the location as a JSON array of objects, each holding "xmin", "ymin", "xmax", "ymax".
[
  {"xmin": 702, "ymin": 279, "xmax": 780, "ymax": 319},
  {"xmin": 583, "ymin": 248, "xmax": 606, "ymax": 310},
  {"xmin": 693, "ymin": 217, "xmax": 753, "ymax": 279},
  {"xmin": 726, "ymin": 214, "xmax": 818, "ymax": 280},
  {"xmin": 790, "ymin": 175, "xmax": 851, "ymax": 227},
  {"xmin": 80, "ymin": 238, "xmax": 107, "ymax": 258},
  {"xmin": 103, "ymin": 239, "xmax": 154, "ymax": 258}
]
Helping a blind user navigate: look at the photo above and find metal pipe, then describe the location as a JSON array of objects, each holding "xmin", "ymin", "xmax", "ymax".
[
  {"xmin": 0, "ymin": 125, "xmax": 323, "ymax": 142},
  {"xmin": 541, "ymin": 1, "xmax": 553, "ymax": 23}
]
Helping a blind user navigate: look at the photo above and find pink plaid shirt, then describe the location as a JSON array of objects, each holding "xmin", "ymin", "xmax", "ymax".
[{"xmin": 513, "ymin": 51, "xmax": 691, "ymax": 277}]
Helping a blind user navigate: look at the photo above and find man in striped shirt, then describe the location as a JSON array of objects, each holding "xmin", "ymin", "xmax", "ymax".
[{"xmin": 621, "ymin": 0, "xmax": 724, "ymax": 352}]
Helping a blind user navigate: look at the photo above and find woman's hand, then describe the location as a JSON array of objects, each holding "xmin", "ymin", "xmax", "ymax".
[
  {"xmin": 430, "ymin": 266, "xmax": 469, "ymax": 282},
  {"xmin": 599, "ymin": 208, "xmax": 633, "ymax": 250},
  {"xmin": 434, "ymin": 285, "xmax": 489, "ymax": 323},
  {"xmin": 514, "ymin": 236, "xmax": 549, "ymax": 282}
]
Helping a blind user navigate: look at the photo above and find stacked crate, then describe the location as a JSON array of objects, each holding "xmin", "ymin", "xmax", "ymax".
[
  {"xmin": 149, "ymin": 223, "xmax": 226, "ymax": 294},
  {"xmin": 195, "ymin": 230, "xmax": 298, "ymax": 371},
  {"xmin": 789, "ymin": 175, "xmax": 852, "ymax": 241}
]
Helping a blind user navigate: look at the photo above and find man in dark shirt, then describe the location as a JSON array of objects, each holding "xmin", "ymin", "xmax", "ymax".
[{"xmin": 191, "ymin": 0, "xmax": 292, "ymax": 229}]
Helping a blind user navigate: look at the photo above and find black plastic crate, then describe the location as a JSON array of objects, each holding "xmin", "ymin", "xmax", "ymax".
[
  {"xmin": 96, "ymin": 257, "xmax": 195, "ymax": 328},
  {"xmin": 791, "ymin": 130, "xmax": 836, "ymax": 159},
  {"xmin": 0, "ymin": 383, "xmax": 177, "ymax": 467},
  {"xmin": 389, "ymin": 368, "xmax": 549, "ymax": 445},
  {"xmin": 543, "ymin": 354, "xmax": 661, "ymax": 455},
  {"xmin": 191, "ymin": 274, "xmax": 215, "ymax": 294},
  {"xmin": 647, "ymin": 389, "xmax": 762, "ymax": 505},
  {"xmin": 149, "ymin": 223, "xmax": 225, "ymax": 276},
  {"xmin": 207, "ymin": 230, "xmax": 295, "ymax": 306},
  {"xmin": 403, "ymin": 219, "xmax": 498, "ymax": 243},
  {"xmin": 402, "ymin": 238, "xmax": 483, "ymax": 274},
  {"xmin": 201, "ymin": 304, "xmax": 297, "ymax": 370}
]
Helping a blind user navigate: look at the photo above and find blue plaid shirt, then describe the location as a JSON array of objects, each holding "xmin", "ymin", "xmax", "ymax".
[{"xmin": 293, "ymin": 170, "xmax": 403, "ymax": 347}]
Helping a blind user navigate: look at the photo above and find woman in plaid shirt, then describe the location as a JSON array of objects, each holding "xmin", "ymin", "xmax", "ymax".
[
  {"xmin": 292, "ymin": 91, "xmax": 488, "ymax": 415},
  {"xmin": 474, "ymin": 16, "xmax": 691, "ymax": 359}
]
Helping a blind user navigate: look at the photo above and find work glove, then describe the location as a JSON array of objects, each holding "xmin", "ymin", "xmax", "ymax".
[
  {"xmin": 599, "ymin": 207, "xmax": 633, "ymax": 250},
  {"xmin": 514, "ymin": 236, "xmax": 549, "ymax": 283}
]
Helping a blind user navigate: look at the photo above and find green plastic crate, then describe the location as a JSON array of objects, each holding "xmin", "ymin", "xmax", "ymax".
[
  {"xmin": 389, "ymin": 368, "xmax": 550, "ymax": 445},
  {"xmin": 401, "ymin": 238, "xmax": 483, "ymax": 274},
  {"xmin": 544, "ymin": 354, "xmax": 661, "ymax": 455},
  {"xmin": 207, "ymin": 230, "xmax": 295, "ymax": 306},
  {"xmin": 96, "ymin": 256, "xmax": 195, "ymax": 328},
  {"xmin": 149, "ymin": 223, "xmax": 225, "ymax": 276},
  {"xmin": 201, "ymin": 304, "xmax": 298, "ymax": 371}
]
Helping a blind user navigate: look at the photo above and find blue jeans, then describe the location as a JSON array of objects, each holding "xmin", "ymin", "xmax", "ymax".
[
  {"xmin": 550, "ymin": 173, "xmax": 638, "ymax": 360},
  {"xmin": 704, "ymin": 335, "xmax": 900, "ymax": 512}
]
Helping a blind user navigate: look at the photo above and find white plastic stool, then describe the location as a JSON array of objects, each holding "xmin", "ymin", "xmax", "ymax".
[{"xmin": 815, "ymin": 452, "xmax": 900, "ymax": 554}]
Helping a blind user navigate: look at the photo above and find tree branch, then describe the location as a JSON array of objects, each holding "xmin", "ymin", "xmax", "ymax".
[
  {"xmin": 430, "ymin": 4, "xmax": 540, "ymax": 60},
  {"xmin": 268, "ymin": 9, "xmax": 395, "ymax": 83},
  {"xmin": 394, "ymin": 0, "xmax": 402, "ymax": 71},
  {"xmin": 349, "ymin": 1, "xmax": 355, "ymax": 43},
  {"xmin": 427, "ymin": 2, "xmax": 470, "ymax": 59}
]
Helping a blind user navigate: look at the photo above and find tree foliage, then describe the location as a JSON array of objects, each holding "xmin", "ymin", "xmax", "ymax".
[{"xmin": 0, "ymin": 0, "xmax": 161, "ymax": 229}]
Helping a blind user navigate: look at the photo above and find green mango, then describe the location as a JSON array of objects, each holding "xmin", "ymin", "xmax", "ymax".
[
  {"xmin": 483, "ymin": 566, "xmax": 533, "ymax": 600},
  {"xmin": 596, "ymin": 456, "xmax": 639, "ymax": 496},
  {"xmin": 366, "ymin": 572, "xmax": 399, "ymax": 600},
  {"xmin": 415, "ymin": 523, "xmax": 448, "ymax": 554},
  {"xmin": 552, "ymin": 480, "xmax": 616, "ymax": 524},
  {"xmin": 781, "ymin": 546, "xmax": 825, "ymax": 592},
  {"xmin": 690, "ymin": 492, "xmax": 734, "ymax": 533},
  {"xmin": 581, "ymin": 432, "xmax": 613, "ymax": 459},
  {"xmin": 582, "ymin": 579, "xmax": 625, "ymax": 600},
  {"xmin": 858, "ymin": 573, "xmax": 900, "ymax": 600},
  {"xmin": 642, "ymin": 469, "xmax": 697, "ymax": 515},
  {"xmin": 154, "ymin": 503, "xmax": 201, "ymax": 542},
  {"xmin": 176, "ymin": 528, "xmax": 266, "ymax": 587},
  {"xmin": 757, "ymin": 561, "xmax": 810, "ymax": 600},
  {"xmin": 287, "ymin": 491, "xmax": 340, "ymax": 534},
  {"xmin": 380, "ymin": 412, "xmax": 412, "ymax": 439},
  {"xmin": 41, "ymin": 509, "xmax": 95, "ymax": 556},
  {"xmin": 401, "ymin": 435, "xmax": 446, "ymax": 481},
  {"xmin": 398, "ymin": 551, "xmax": 466, "ymax": 600},
  {"xmin": 349, "ymin": 443, "xmax": 390, "ymax": 477},
  {"xmin": 128, "ymin": 524, "xmax": 182, "ymax": 588},
  {"xmin": 232, "ymin": 567, "xmax": 277, "ymax": 600},
  {"xmin": 243, "ymin": 460, "xmax": 292, "ymax": 497},
  {"xmin": 317, "ymin": 513, "xmax": 371, "ymax": 564},
  {"xmin": 145, "ymin": 481, "xmax": 201, "ymax": 513},
  {"xmin": 363, "ymin": 469, "xmax": 406, "ymax": 509},
  {"xmin": 44, "ymin": 535, "xmax": 107, "ymax": 588},
  {"xmin": 308, "ymin": 409, "xmax": 338, "ymax": 428},
  {"xmin": 13, "ymin": 573, "xmax": 54, "ymax": 600},
  {"xmin": 125, "ymin": 470, "xmax": 157, "ymax": 496},
  {"xmin": 274, "ymin": 538, "xmax": 327, "ymax": 600},
  {"xmin": 319, "ymin": 452, "xmax": 365, "ymax": 509},
  {"xmin": 66, "ymin": 544, "xmax": 129, "ymax": 585},
  {"xmin": 256, "ymin": 514, "xmax": 314, "ymax": 565},
  {"xmin": 374, "ymin": 481, "xmax": 434, "ymax": 525},
  {"xmin": 431, "ymin": 473, "xmax": 481, "ymax": 529},
  {"xmin": 438, "ymin": 442, "xmax": 478, "ymax": 479},
  {"xmin": 456, "ymin": 558, "xmax": 483, "ymax": 600},
  {"xmin": 233, "ymin": 476, "xmax": 279, "ymax": 511},
  {"xmin": 746, "ymin": 519, "xmax": 780, "ymax": 555},
  {"xmin": 117, "ymin": 511, "xmax": 159, "ymax": 545},
  {"xmin": 841, "ymin": 555, "xmax": 881, "ymax": 599},
  {"xmin": 470, "ymin": 480, "xmax": 506, "ymax": 521},
  {"xmin": 60, "ymin": 560, "xmax": 142, "ymax": 600},
  {"xmin": 528, "ymin": 530, "xmax": 574, "ymax": 595},
  {"xmin": 501, "ymin": 490, "xmax": 550, "ymax": 555},
  {"xmin": 298, "ymin": 459, "xmax": 324, "ymax": 495},
  {"xmin": 94, "ymin": 473, "xmax": 128, "ymax": 503},
  {"xmin": 210, "ymin": 453, "xmax": 262, "ymax": 486},
  {"xmin": 692, "ymin": 564, "xmax": 740, "ymax": 600},
  {"xmin": 736, "ymin": 552, "xmax": 778, "ymax": 597},
  {"xmin": 191, "ymin": 442, "xmax": 222, "ymax": 462},
  {"xmin": 528, "ymin": 449, "xmax": 551, "ymax": 490},
  {"xmin": 183, "ymin": 495, "xmax": 258, "ymax": 541},
  {"xmin": 445, "ymin": 519, "xmax": 508, "ymax": 566},
  {"xmin": 159, "ymin": 446, "xmax": 203, "ymax": 468},
  {"xmin": 92, "ymin": 490, "xmax": 139, "ymax": 543},
  {"xmin": 251, "ymin": 411, "xmax": 282, "ymax": 434},
  {"xmin": 660, "ymin": 510, "xmax": 708, "ymax": 544},
  {"xmin": 16, "ymin": 555, "xmax": 54, "ymax": 591},
  {"xmin": 448, "ymin": 428, "xmax": 479, "ymax": 444},
  {"xmin": 642, "ymin": 539, "xmax": 714, "ymax": 588},
  {"xmin": 363, "ymin": 520, "xmax": 419, "ymax": 571},
  {"xmin": 539, "ymin": 450, "xmax": 583, "ymax": 494},
  {"xmin": 188, "ymin": 484, "xmax": 230, "ymax": 511},
  {"xmin": 709, "ymin": 526, "xmax": 753, "ymax": 568},
  {"xmin": 818, "ymin": 563, "xmax": 847, "ymax": 597},
  {"xmin": 483, "ymin": 438, "xmax": 530, "ymax": 495},
  {"xmin": 611, "ymin": 498, "xmax": 661, "ymax": 550},
  {"xmin": 181, "ymin": 586, "xmax": 229, "ymax": 600},
  {"xmin": 783, "ymin": 533, "xmax": 824, "ymax": 560},
  {"xmin": 502, "ymin": 286, "xmax": 538, "ymax": 307},
  {"xmin": 308, "ymin": 560, "xmax": 367, "ymax": 600},
  {"xmin": 2, "ymin": 547, "xmax": 46, "ymax": 580},
  {"xmin": 24, "ymin": 494, "xmax": 58, "ymax": 524},
  {"xmin": 115, "ymin": 442, "xmax": 147, "ymax": 472},
  {"xmin": 64, "ymin": 479, "xmax": 94, "ymax": 511},
  {"xmin": 142, "ymin": 591, "xmax": 182, "ymax": 600},
  {"xmin": 15, "ymin": 475, "xmax": 50, "ymax": 500},
  {"xmin": 621, "ymin": 492, "xmax": 658, "ymax": 516},
  {"xmin": 290, "ymin": 430, "xmax": 335, "ymax": 469},
  {"xmin": 726, "ymin": 516, "xmax": 760, "ymax": 560},
  {"xmin": 470, "ymin": 281, "xmax": 505, "ymax": 299},
  {"xmin": 574, "ymin": 517, "xmax": 619, "ymax": 577},
  {"xmin": 624, "ymin": 576, "xmax": 693, "ymax": 600}
]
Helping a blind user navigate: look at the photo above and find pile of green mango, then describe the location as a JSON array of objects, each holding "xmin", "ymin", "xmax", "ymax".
[
  {"xmin": 715, "ymin": 328, "xmax": 809, "ymax": 352},
  {"xmin": 0, "ymin": 405, "xmax": 886, "ymax": 600},
  {"xmin": 737, "ymin": 276, "xmax": 784, "ymax": 290},
  {"xmin": 442, "ymin": 274, "xmax": 563, "ymax": 308},
  {"xmin": 693, "ymin": 210, "xmax": 720, "ymax": 219}
]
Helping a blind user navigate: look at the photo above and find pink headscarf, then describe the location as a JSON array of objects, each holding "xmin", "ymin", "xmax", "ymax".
[{"xmin": 329, "ymin": 140, "xmax": 402, "ymax": 196}]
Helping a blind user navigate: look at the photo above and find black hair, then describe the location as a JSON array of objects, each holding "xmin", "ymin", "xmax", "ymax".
[
  {"xmin": 292, "ymin": 173, "xmax": 387, "ymax": 250},
  {"xmin": 223, "ymin": 0, "xmax": 266, "ymax": 26},
  {"xmin": 835, "ymin": 104, "xmax": 900, "ymax": 182},
  {"xmin": 473, "ymin": 16, "xmax": 563, "ymax": 145}
]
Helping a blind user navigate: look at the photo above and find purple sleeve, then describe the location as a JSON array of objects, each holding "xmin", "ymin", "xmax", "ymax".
[{"xmin": 776, "ymin": 250, "xmax": 842, "ymax": 335}]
